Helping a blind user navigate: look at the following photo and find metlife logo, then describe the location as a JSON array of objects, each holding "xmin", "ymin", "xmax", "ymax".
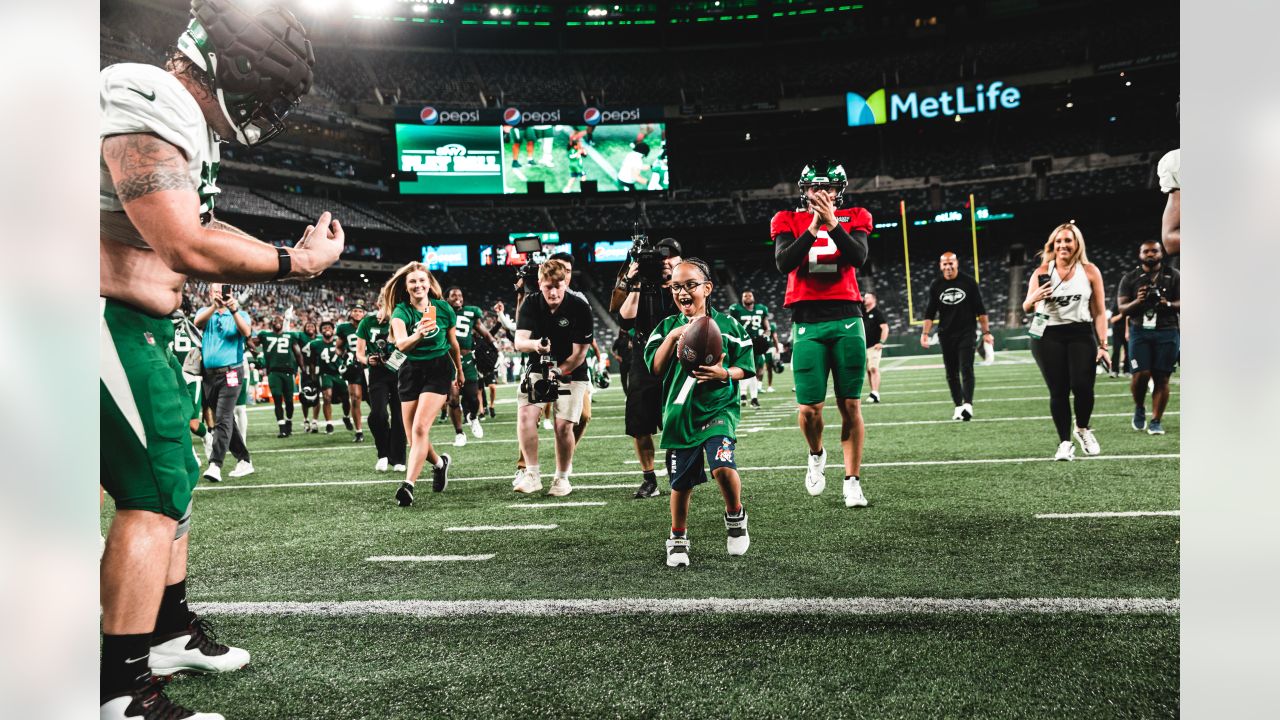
[{"xmin": 847, "ymin": 81, "xmax": 1021, "ymax": 126}]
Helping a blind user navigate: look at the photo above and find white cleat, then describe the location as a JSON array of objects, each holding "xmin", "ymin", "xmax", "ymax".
[
  {"xmin": 149, "ymin": 620, "xmax": 250, "ymax": 676},
  {"xmin": 766, "ymin": 386, "xmax": 776, "ymax": 393},
  {"xmin": 453, "ymin": 432, "xmax": 467, "ymax": 447},
  {"xmin": 514, "ymin": 470, "xmax": 543, "ymax": 494},
  {"xmin": 375, "ymin": 457, "xmax": 389, "ymax": 472},
  {"xmin": 961, "ymin": 403, "xmax": 973, "ymax": 421},
  {"xmin": 1055, "ymin": 440, "xmax": 1076, "ymax": 461},
  {"xmin": 952, "ymin": 405, "xmax": 964, "ymax": 421},
  {"xmin": 1073, "ymin": 427, "xmax": 1100, "ymax": 456},
  {"xmin": 100, "ymin": 679, "xmax": 225, "ymax": 720},
  {"xmin": 393, "ymin": 464, "xmax": 407, "ymax": 472},
  {"xmin": 512, "ymin": 469, "xmax": 524, "ymax": 489},
  {"xmin": 202, "ymin": 463, "xmax": 222, "ymax": 483},
  {"xmin": 843, "ymin": 477, "xmax": 869, "ymax": 508},
  {"xmin": 470, "ymin": 416, "xmax": 484, "ymax": 439},
  {"xmin": 227, "ymin": 460, "xmax": 254, "ymax": 478},
  {"xmin": 805, "ymin": 449, "xmax": 827, "ymax": 496},
  {"xmin": 725, "ymin": 511, "xmax": 750, "ymax": 556},
  {"xmin": 542, "ymin": 418, "xmax": 553, "ymax": 431},
  {"xmin": 665, "ymin": 535, "xmax": 690, "ymax": 567},
  {"xmin": 547, "ymin": 476, "xmax": 573, "ymax": 497}
]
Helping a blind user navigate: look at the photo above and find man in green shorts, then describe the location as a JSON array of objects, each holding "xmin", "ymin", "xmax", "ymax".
[
  {"xmin": 308, "ymin": 321, "xmax": 346, "ymax": 435},
  {"xmin": 447, "ymin": 286, "xmax": 497, "ymax": 441},
  {"xmin": 726, "ymin": 290, "xmax": 772, "ymax": 409},
  {"xmin": 256, "ymin": 314, "xmax": 305, "ymax": 437},
  {"xmin": 335, "ymin": 300, "xmax": 368, "ymax": 441}
]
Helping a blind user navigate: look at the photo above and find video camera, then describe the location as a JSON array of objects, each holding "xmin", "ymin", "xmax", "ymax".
[
  {"xmin": 520, "ymin": 351, "xmax": 571, "ymax": 404},
  {"xmin": 628, "ymin": 223, "xmax": 671, "ymax": 286},
  {"xmin": 514, "ymin": 235, "xmax": 549, "ymax": 288}
]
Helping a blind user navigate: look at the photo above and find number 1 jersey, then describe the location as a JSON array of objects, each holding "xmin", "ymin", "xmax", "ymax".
[{"xmin": 770, "ymin": 207, "xmax": 872, "ymax": 307}]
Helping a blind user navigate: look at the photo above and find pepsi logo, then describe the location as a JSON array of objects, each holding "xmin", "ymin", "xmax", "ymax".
[
  {"xmin": 583, "ymin": 107, "xmax": 601, "ymax": 126},
  {"xmin": 419, "ymin": 106, "xmax": 439, "ymax": 125},
  {"xmin": 503, "ymin": 107, "xmax": 522, "ymax": 126}
]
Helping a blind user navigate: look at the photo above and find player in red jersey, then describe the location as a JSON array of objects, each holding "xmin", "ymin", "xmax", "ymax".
[{"xmin": 771, "ymin": 161, "xmax": 872, "ymax": 508}]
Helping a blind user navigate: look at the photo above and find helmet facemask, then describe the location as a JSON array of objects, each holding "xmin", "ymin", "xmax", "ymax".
[{"xmin": 798, "ymin": 161, "xmax": 849, "ymax": 209}]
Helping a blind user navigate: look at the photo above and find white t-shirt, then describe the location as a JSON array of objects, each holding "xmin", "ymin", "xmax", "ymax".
[
  {"xmin": 1157, "ymin": 149, "xmax": 1180, "ymax": 194},
  {"xmin": 100, "ymin": 63, "xmax": 222, "ymax": 234},
  {"xmin": 1039, "ymin": 263, "xmax": 1094, "ymax": 325},
  {"xmin": 617, "ymin": 151, "xmax": 645, "ymax": 185}
]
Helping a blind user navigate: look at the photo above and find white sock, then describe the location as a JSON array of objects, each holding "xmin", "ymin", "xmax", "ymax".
[
  {"xmin": 527, "ymin": 464, "xmax": 540, "ymax": 477},
  {"xmin": 433, "ymin": 456, "xmax": 444, "ymax": 469},
  {"xmin": 554, "ymin": 470, "xmax": 567, "ymax": 481},
  {"xmin": 749, "ymin": 377, "xmax": 759, "ymax": 400}
]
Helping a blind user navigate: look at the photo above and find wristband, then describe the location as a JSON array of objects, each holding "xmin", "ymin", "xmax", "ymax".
[{"xmin": 273, "ymin": 247, "xmax": 292, "ymax": 280}]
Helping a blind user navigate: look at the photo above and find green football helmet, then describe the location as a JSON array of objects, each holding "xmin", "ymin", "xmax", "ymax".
[{"xmin": 798, "ymin": 160, "xmax": 848, "ymax": 208}]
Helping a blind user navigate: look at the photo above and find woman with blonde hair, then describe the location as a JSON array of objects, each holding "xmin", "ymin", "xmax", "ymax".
[
  {"xmin": 379, "ymin": 262, "xmax": 463, "ymax": 506},
  {"xmin": 1022, "ymin": 222, "xmax": 1110, "ymax": 461}
]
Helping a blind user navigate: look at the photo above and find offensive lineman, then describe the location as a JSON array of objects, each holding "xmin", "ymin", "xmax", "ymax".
[
  {"xmin": 255, "ymin": 314, "xmax": 305, "ymax": 437},
  {"xmin": 771, "ymin": 161, "xmax": 871, "ymax": 508},
  {"xmin": 100, "ymin": 1, "xmax": 338, "ymax": 717}
]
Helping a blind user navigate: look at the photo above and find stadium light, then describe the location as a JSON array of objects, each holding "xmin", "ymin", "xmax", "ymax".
[
  {"xmin": 304, "ymin": 0, "xmax": 341, "ymax": 13},
  {"xmin": 412, "ymin": 3, "xmax": 428, "ymax": 13},
  {"xmin": 503, "ymin": 7, "xmax": 512, "ymax": 16},
  {"xmin": 489, "ymin": 7, "xmax": 499, "ymax": 16}
]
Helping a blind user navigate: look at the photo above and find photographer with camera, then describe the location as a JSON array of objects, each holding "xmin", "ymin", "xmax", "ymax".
[
  {"xmin": 612, "ymin": 235, "xmax": 684, "ymax": 499},
  {"xmin": 195, "ymin": 283, "xmax": 253, "ymax": 482},
  {"xmin": 513, "ymin": 259, "xmax": 594, "ymax": 497},
  {"xmin": 357, "ymin": 297, "xmax": 407, "ymax": 473},
  {"xmin": 1117, "ymin": 240, "xmax": 1181, "ymax": 435}
]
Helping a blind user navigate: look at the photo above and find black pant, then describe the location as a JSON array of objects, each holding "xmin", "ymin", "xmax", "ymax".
[
  {"xmin": 940, "ymin": 336, "xmax": 976, "ymax": 406},
  {"xmin": 203, "ymin": 365, "xmax": 250, "ymax": 467},
  {"xmin": 367, "ymin": 367, "xmax": 406, "ymax": 464},
  {"xmin": 1030, "ymin": 323, "xmax": 1098, "ymax": 442},
  {"xmin": 1110, "ymin": 322, "xmax": 1128, "ymax": 371}
]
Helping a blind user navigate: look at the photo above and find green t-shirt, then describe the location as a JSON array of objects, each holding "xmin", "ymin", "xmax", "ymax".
[
  {"xmin": 391, "ymin": 299, "xmax": 456, "ymax": 361},
  {"xmin": 451, "ymin": 304, "xmax": 485, "ymax": 350},
  {"xmin": 726, "ymin": 302, "xmax": 770, "ymax": 340},
  {"xmin": 643, "ymin": 307, "xmax": 756, "ymax": 449},
  {"xmin": 356, "ymin": 315, "xmax": 392, "ymax": 360},
  {"xmin": 335, "ymin": 321, "xmax": 360, "ymax": 357},
  {"xmin": 256, "ymin": 330, "xmax": 301, "ymax": 372}
]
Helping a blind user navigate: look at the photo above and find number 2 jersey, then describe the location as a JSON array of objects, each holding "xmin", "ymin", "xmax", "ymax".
[{"xmin": 770, "ymin": 207, "xmax": 873, "ymax": 321}]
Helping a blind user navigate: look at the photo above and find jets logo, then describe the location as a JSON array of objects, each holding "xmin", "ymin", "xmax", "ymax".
[
  {"xmin": 557, "ymin": 317, "xmax": 570, "ymax": 327},
  {"xmin": 1052, "ymin": 294, "xmax": 1083, "ymax": 307},
  {"xmin": 940, "ymin": 288, "xmax": 967, "ymax": 305}
]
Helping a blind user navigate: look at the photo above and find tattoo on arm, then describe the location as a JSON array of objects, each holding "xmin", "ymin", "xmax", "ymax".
[
  {"xmin": 103, "ymin": 133, "xmax": 194, "ymax": 203},
  {"xmin": 207, "ymin": 218, "xmax": 255, "ymax": 238}
]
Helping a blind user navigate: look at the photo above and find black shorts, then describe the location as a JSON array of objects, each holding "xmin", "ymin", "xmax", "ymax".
[
  {"xmin": 666, "ymin": 436, "xmax": 737, "ymax": 491},
  {"xmin": 343, "ymin": 365, "xmax": 367, "ymax": 388},
  {"xmin": 481, "ymin": 371, "xmax": 498, "ymax": 386},
  {"xmin": 624, "ymin": 367, "xmax": 663, "ymax": 438},
  {"xmin": 397, "ymin": 355, "xmax": 456, "ymax": 401},
  {"xmin": 1128, "ymin": 328, "xmax": 1180, "ymax": 375}
]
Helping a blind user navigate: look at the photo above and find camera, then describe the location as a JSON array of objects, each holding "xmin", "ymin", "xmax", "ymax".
[
  {"xmin": 513, "ymin": 235, "xmax": 548, "ymax": 287},
  {"xmin": 520, "ymin": 352, "xmax": 570, "ymax": 403},
  {"xmin": 629, "ymin": 223, "xmax": 671, "ymax": 286},
  {"xmin": 1140, "ymin": 278, "xmax": 1164, "ymax": 306}
]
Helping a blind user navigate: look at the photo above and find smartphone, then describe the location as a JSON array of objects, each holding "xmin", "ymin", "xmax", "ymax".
[{"xmin": 1037, "ymin": 273, "xmax": 1051, "ymax": 287}]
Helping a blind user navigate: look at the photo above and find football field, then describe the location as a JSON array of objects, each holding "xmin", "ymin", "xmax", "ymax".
[{"xmin": 101, "ymin": 351, "xmax": 1179, "ymax": 718}]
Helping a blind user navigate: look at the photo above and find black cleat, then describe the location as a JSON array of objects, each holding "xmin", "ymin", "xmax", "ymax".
[
  {"xmin": 749, "ymin": 398, "xmax": 760, "ymax": 409},
  {"xmin": 353, "ymin": 431, "xmax": 364, "ymax": 443},
  {"xmin": 284, "ymin": 419, "xmax": 293, "ymax": 436},
  {"xmin": 634, "ymin": 478, "xmax": 660, "ymax": 499},
  {"xmin": 395, "ymin": 482, "xmax": 415, "ymax": 507},
  {"xmin": 488, "ymin": 407, "xmax": 496, "ymax": 419},
  {"xmin": 100, "ymin": 675, "xmax": 220, "ymax": 720},
  {"xmin": 432, "ymin": 453, "xmax": 451, "ymax": 492},
  {"xmin": 276, "ymin": 426, "xmax": 287, "ymax": 438},
  {"xmin": 325, "ymin": 423, "xmax": 334, "ymax": 435},
  {"xmin": 343, "ymin": 416, "xmax": 354, "ymax": 431}
]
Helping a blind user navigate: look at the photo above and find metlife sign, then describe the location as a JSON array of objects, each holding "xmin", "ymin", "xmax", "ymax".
[{"xmin": 846, "ymin": 81, "xmax": 1022, "ymax": 126}]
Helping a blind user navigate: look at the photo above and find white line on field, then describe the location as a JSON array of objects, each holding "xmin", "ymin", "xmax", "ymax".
[
  {"xmin": 191, "ymin": 596, "xmax": 1178, "ymax": 617},
  {"xmin": 195, "ymin": 454, "xmax": 1178, "ymax": 492},
  {"xmin": 507, "ymin": 501, "xmax": 607, "ymax": 508},
  {"xmin": 444, "ymin": 524, "xmax": 558, "ymax": 532},
  {"xmin": 1036, "ymin": 511, "xmax": 1180, "ymax": 519},
  {"xmin": 366, "ymin": 554, "xmax": 495, "ymax": 562},
  {"xmin": 572, "ymin": 484, "xmax": 635, "ymax": 490}
]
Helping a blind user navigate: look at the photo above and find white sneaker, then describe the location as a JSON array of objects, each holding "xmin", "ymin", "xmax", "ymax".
[
  {"xmin": 1055, "ymin": 440, "xmax": 1076, "ymax": 461},
  {"xmin": 805, "ymin": 449, "xmax": 827, "ymax": 496},
  {"xmin": 542, "ymin": 418, "xmax": 553, "ymax": 430},
  {"xmin": 393, "ymin": 464, "xmax": 407, "ymax": 472},
  {"xmin": 725, "ymin": 511, "xmax": 749, "ymax": 556},
  {"xmin": 470, "ymin": 416, "xmax": 484, "ymax": 439},
  {"xmin": 514, "ymin": 470, "xmax": 543, "ymax": 494},
  {"xmin": 952, "ymin": 405, "xmax": 964, "ymax": 421},
  {"xmin": 766, "ymin": 386, "xmax": 776, "ymax": 393},
  {"xmin": 149, "ymin": 620, "xmax": 250, "ymax": 676},
  {"xmin": 547, "ymin": 476, "xmax": 572, "ymax": 497},
  {"xmin": 453, "ymin": 432, "xmax": 467, "ymax": 447},
  {"xmin": 1073, "ymin": 427, "xmax": 1100, "ymax": 456},
  {"xmin": 375, "ymin": 457, "xmax": 389, "ymax": 472},
  {"xmin": 843, "ymin": 477, "xmax": 868, "ymax": 508},
  {"xmin": 202, "ymin": 433, "xmax": 213, "ymax": 460},
  {"xmin": 961, "ymin": 403, "xmax": 974, "ymax": 421},
  {"xmin": 202, "ymin": 463, "xmax": 222, "ymax": 483},
  {"xmin": 512, "ymin": 469, "xmax": 524, "ymax": 489},
  {"xmin": 228, "ymin": 460, "xmax": 254, "ymax": 478},
  {"xmin": 665, "ymin": 535, "xmax": 690, "ymax": 567}
]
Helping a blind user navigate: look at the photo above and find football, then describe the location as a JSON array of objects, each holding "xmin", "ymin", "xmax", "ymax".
[{"xmin": 676, "ymin": 316, "xmax": 723, "ymax": 371}]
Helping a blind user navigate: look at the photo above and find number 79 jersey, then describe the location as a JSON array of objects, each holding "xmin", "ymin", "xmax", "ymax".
[{"xmin": 770, "ymin": 207, "xmax": 872, "ymax": 307}]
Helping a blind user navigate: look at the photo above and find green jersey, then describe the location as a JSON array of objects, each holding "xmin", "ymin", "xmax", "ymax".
[
  {"xmin": 391, "ymin": 299, "xmax": 456, "ymax": 361},
  {"xmin": 294, "ymin": 331, "xmax": 318, "ymax": 361},
  {"xmin": 256, "ymin": 330, "xmax": 302, "ymax": 372},
  {"xmin": 169, "ymin": 315, "xmax": 198, "ymax": 367},
  {"xmin": 308, "ymin": 337, "xmax": 342, "ymax": 375},
  {"xmin": 335, "ymin": 321, "xmax": 360, "ymax": 357},
  {"xmin": 643, "ymin": 308, "xmax": 756, "ymax": 449},
  {"xmin": 355, "ymin": 315, "xmax": 392, "ymax": 361},
  {"xmin": 726, "ymin": 302, "xmax": 771, "ymax": 340},
  {"xmin": 451, "ymin": 304, "xmax": 485, "ymax": 350}
]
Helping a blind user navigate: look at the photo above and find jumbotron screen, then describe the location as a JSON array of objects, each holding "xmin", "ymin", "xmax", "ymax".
[{"xmin": 395, "ymin": 123, "xmax": 668, "ymax": 195}]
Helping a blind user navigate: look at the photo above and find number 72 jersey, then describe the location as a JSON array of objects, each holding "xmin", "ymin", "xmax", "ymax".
[{"xmin": 770, "ymin": 206, "xmax": 872, "ymax": 307}]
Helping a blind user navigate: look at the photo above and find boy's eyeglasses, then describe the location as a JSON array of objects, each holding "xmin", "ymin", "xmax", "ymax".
[{"xmin": 669, "ymin": 281, "xmax": 709, "ymax": 293}]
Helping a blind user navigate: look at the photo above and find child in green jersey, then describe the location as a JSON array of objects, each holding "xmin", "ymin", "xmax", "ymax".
[{"xmin": 644, "ymin": 258, "xmax": 756, "ymax": 568}]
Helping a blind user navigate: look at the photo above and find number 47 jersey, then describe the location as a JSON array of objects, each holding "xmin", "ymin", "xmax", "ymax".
[{"xmin": 770, "ymin": 207, "xmax": 872, "ymax": 307}]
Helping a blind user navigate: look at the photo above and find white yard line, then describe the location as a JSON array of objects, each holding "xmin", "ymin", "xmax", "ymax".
[
  {"xmin": 196, "ymin": 453, "xmax": 1178, "ymax": 492},
  {"xmin": 192, "ymin": 596, "xmax": 1178, "ymax": 617},
  {"xmin": 366, "ymin": 555, "xmax": 495, "ymax": 562},
  {"xmin": 507, "ymin": 501, "xmax": 607, "ymax": 508},
  {"xmin": 444, "ymin": 524, "xmax": 558, "ymax": 532},
  {"xmin": 1036, "ymin": 511, "xmax": 1180, "ymax": 519}
]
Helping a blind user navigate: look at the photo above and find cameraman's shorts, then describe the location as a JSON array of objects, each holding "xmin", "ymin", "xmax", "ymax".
[
  {"xmin": 398, "ymin": 355, "xmax": 456, "ymax": 401},
  {"xmin": 1128, "ymin": 328, "xmax": 1179, "ymax": 375},
  {"xmin": 866, "ymin": 345, "xmax": 883, "ymax": 371},
  {"xmin": 268, "ymin": 370, "xmax": 295, "ymax": 401},
  {"xmin": 518, "ymin": 376, "xmax": 589, "ymax": 424},
  {"xmin": 792, "ymin": 317, "xmax": 866, "ymax": 405},
  {"xmin": 665, "ymin": 436, "xmax": 737, "ymax": 491},
  {"xmin": 625, "ymin": 365, "xmax": 663, "ymax": 437},
  {"xmin": 100, "ymin": 298, "xmax": 199, "ymax": 521}
]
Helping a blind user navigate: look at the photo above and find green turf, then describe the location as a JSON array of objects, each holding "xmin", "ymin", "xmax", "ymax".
[{"xmin": 103, "ymin": 352, "xmax": 1180, "ymax": 717}]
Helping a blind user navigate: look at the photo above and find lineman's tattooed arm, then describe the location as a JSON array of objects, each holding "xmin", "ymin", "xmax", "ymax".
[
  {"xmin": 102, "ymin": 133, "xmax": 194, "ymax": 203},
  {"xmin": 206, "ymin": 218, "xmax": 254, "ymax": 238}
]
